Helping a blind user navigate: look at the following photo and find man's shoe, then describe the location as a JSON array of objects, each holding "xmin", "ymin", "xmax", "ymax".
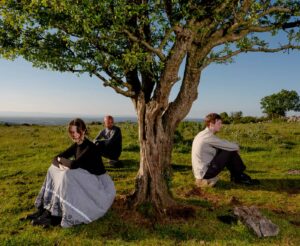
[
  {"xmin": 232, "ymin": 173, "xmax": 260, "ymax": 186},
  {"xmin": 195, "ymin": 176, "xmax": 219, "ymax": 187},
  {"xmin": 235, "ymin": 178, "xmax": 260, "ymax": 185}
]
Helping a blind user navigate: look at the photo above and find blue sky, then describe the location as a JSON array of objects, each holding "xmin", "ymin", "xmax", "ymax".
[{"xmin": 0, "ymin": 48, "xmax": 299, "ymax": 119}]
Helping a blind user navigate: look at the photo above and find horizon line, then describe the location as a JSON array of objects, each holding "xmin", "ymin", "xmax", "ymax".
[{"xmin": 0, "ymin": 111, "xmax": 207, "ymax": 120}]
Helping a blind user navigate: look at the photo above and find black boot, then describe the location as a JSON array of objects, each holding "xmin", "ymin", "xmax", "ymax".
[
  {"xmin": 31, "ymin": 210, "xmax": 62, "ymax": 228},
  {"xmin": 51, "ymin": 215, "xmax": 62, "ymax": 226},
  {"xmin": 31, "ymin": 210, "xmax": 52, "ymax": 228},
  {"xmin": 24, "ymin": 207, "xmax": 46, "ymax": 220},
  {"xmin": 231, "ymin": 173, "xmax": 260, "ymax": 185}
]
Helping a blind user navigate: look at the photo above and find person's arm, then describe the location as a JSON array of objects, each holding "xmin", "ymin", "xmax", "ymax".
[
  {"xmin": 208, "ymin": 135, "xmax": 239, "ymax": 151},
  {"xmin": 59, "ymin": 143, "xmax": 96, "ymax": 169},
  {"xmin": 58, "ymin": 157, "xmax": 73, "ymax": 168},
  {"xmin": 52, "ymin": 158, "xmax": 60, "ymax": 167},
  {"xmin": 94, "ymin": 129, "xmax": 105, "ymax": 143},
  {"xmin": 103, "ymin": 127, "xmax": 122, "ymax": 146},
  {"xmin": 52, "ymin": 143, "xmax": 76, "ymax": 167},
  {"xmin": 191, "ymin": 138, "xmax": 207, "ymax": 179}
]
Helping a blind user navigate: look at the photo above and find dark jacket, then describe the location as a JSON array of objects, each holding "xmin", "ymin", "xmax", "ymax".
[
  {"xmin": 94, "ymin": 125, "xmax": 122, "ymax": 160},
  {"xmin": 52, "ymin": 138, "xmax": 106, "ymax": 175}
]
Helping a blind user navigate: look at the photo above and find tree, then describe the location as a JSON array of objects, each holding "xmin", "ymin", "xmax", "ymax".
[
  {"xmin": 230, "ymin": 111, "xmax": 243, "ymax": 123},
  {"xmin": 220, "ymin": 112, "xmax": 230, "ymax": 124},
  {"xmin": 1, "ymin": 1, "xmax": 300, "ymax": 211},
  {"xmin": 261, "ymin": 89, "xmax": 300, "ymax": 118}
]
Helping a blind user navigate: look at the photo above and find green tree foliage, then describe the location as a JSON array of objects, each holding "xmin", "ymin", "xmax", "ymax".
[
  {"xmin": 230, "ymin": 111, "xmax": 243, "ymax": 123},
  {"xmin": 219, "ymin": 112, "xmax": 230, "ymax": 124},
  {"xmin": 260, "ymin": 89, "xmax": 300, "ymax": 118},
  {"xmin": 0, "ymin": 1, "xmax": 300, "ymax": 93},
  {"xmin": 220, "ymin": 111, "xmax": 261, "ymax": 124}
]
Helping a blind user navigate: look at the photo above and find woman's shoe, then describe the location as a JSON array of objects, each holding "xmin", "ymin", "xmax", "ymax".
[
  {"xmin": 24, "ymin": 208, "xmax": 45, "ymax": 220},
  {"xmin": 31, "ymin": 210, "xmax": 62, "ymax": 228},
  {"xmin": 31, "ymin": 210, "xmax": 52, "ymax": 228}
]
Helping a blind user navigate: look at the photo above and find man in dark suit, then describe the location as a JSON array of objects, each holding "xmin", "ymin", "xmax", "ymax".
[{"xmin": 94, "ymin": 115, "xmax": 122, "ymax": 167}]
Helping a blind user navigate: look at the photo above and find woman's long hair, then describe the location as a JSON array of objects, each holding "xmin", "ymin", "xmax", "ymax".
[{"xmin": 68, "ymin": 118, "xmax": 88, "ymax": 137}]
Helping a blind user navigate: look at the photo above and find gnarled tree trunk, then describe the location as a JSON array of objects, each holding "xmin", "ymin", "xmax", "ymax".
[
  {"xmin": 130, "ymin": 99, "xmax": 176, "ymax": 209},
  {"xmin": 129, "ymin": 46, "xmax": 204, "ymax": 210}
]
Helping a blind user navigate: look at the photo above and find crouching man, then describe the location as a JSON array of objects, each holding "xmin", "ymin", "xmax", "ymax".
[
  {"xmin": 192, "ymin": 113, "xmax": 259, "ymax": 187},
  {"xmin": 94, "ymin": 115, "xmax": 122, "ymax": 167}
]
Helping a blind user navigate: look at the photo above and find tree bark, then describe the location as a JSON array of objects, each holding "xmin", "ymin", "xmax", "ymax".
[
  {"xmin": 129, "ymin": 45, "xmax": 205, "ymax": 212},
  {"xmin": 129, "ymin": 95, "xmax": 177, "ymax": 210}
]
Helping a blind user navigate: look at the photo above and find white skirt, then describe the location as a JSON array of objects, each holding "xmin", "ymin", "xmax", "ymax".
[{"xmin": 35, "ymin": 164, "xmax": 116, "ymax": 228}]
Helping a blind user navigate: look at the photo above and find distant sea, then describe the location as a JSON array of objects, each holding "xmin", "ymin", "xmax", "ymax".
[
  {"xmin": 0, "ymin": 116, "xmax": 202, "ymax": 126},
  {"xmin": 0, "ymin": 116, "xmax": 137, "ymax": 126}
]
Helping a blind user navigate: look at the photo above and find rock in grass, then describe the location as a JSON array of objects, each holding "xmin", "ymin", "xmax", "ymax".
[
  {"xmin": 233, "ymin": 206, "xmax": 279, "ymax": 237},
  {"xmin": 287, "ymin": 169, "xmax": 300, "ymax": 175}
]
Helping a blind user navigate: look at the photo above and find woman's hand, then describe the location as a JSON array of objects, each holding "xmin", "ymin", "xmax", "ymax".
[{"xmin": 59, "ymin": 164, "xmax": 69, "ymax": 170}]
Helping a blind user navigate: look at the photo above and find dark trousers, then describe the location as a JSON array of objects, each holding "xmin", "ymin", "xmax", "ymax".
[
  {"xmin": 96, "ymin": 141, "xmax": 121, "ymax": 161},
  {"xmin": 203, "ymin": 149, "xmax": 246, "ymax": 179}
]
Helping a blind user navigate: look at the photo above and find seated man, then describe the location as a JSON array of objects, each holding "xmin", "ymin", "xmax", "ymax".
[
  {"xmin": 94, "ymin": 115, "xmax": 122, "ymax": 167},
  {"xmin": 191, "ymin": 113, "xmax": 259, "ymax": 187}
]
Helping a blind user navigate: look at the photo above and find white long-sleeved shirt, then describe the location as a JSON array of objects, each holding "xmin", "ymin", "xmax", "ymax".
[{"xmin": 191, "ymin": 127, "xmax": 239, "ymax": 179}]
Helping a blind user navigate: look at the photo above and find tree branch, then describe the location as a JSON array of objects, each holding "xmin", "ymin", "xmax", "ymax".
[
  {"xmin": 242, "ymin": 44, "xmax": 300, "ymax": 53},
  {"xmin": 206, "ymin": 49, "xmax": 242, "ymax": 63},
  {"xmin": 93, "ymin": 71, "xmax": 135, "ymax": 97},
  {"xmin": 153, "ymin": 22, "xmax": 194, "ymax": 107},
  {"xmin": 139, "ymin": 0, "xmax": 157, "ymax": 102},
  {"xmin": 123, "ymin": 29, "xmax": 166, "ymax": 61},
  {"xmin": 125, "ymin": 68, "xmax": 142, "ymax": 97},
  {"xmin": 66, "ymin": 67, "xmax": 86, "ymax": 73},
  {"xmin": 163, "ymin": 45, "xmax": 203, "ymax": 131},
  {"xmin": 282, "ymin": 20, "xmax": 300, "ymax": 29},
  {"xmin": 159, "ymin": 26, "xmax": 175, "ymax": 50},
  {"xmin": 164, "ymin": 0, "xmax": 174, "ymax": 24},
  {"xmin": 207, "ymin": 44, "xmax": 300, "ymax": 64},
  {"xmin": 204, "ymin": 1, "xmax": 300, "ymax": 50},
  {"xmin": 249, "ymin": 19, "xmax": 300, "ymax": 33},
  {"xmin": 241, "ymin": 0, "xmax": 251, "ymax": 14},
  {"xmin": 257, "ymin": 6, "xmax": 292, "ymax": 19},
  {"xmin": 100, "ymin": 64, "xmax": 127, "ymax": 86}
]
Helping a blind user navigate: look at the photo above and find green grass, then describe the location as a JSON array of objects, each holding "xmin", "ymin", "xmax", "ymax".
[{"xmin": 0, "ymin": 122, "xmax": 299, "ymax": 245}]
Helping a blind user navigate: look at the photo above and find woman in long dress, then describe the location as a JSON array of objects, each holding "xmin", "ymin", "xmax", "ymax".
[{"xmin": 26, "ymin": 118, "xmax": 116, "ymax": 228}]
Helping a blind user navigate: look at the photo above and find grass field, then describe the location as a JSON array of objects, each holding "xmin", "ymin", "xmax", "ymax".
[{"xmin": 0, "ymin": 122, "xmax": 299, "ymax": 245}]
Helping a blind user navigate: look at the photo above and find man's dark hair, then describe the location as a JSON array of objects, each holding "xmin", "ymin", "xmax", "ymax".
[{"xmin": 204, "ymin": 113, "xmax": 222, "ymax": 127}]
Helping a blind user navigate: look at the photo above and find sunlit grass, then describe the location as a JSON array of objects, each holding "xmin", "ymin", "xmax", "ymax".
[{"xmin": 0, "ymin": 122, "xmax": 299, "ymax": 245}]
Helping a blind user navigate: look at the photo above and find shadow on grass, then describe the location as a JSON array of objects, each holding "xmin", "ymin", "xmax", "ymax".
[
  {"xmin": 246, "ymin": 170, "xmax": 268, "ymax": 174},
  {"xmin": 59, "ymin": 210, "xmax": 198, "ymax": 243},
  {"xmin": 278, "ymin": 141, "xmax": 297, "ymax": 150},
  {"xmin": 106, "ymin": 161, "xmax": 192, "ymax": 173},
  {"xmin": 240, "ymin": 146, "xmax": 270, "ymax": 152},
  {"xmin": 181, "ymin": 198, "xmax": 213, "ymax": 209},
  {"xmin": 171, "ymin": 163, "xmax": 191, "ymax": 172},
  {"xmin": 122, "ymin": 144, "xmax": 140, "ymax": 152},
  {"xmin": 0, "ymin": 170, "xmax": 24, "ymax": 179},
  {"xmin": 105, "ymin": 159, "xmax": 139, "ymax": 172},
  {"xmin": 216, "ymin": 178, "xmax": 300, "ymax": 194},
  {"xmin": 14, "ymin": 189, "xmax": 300, "ymax": 244}
]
